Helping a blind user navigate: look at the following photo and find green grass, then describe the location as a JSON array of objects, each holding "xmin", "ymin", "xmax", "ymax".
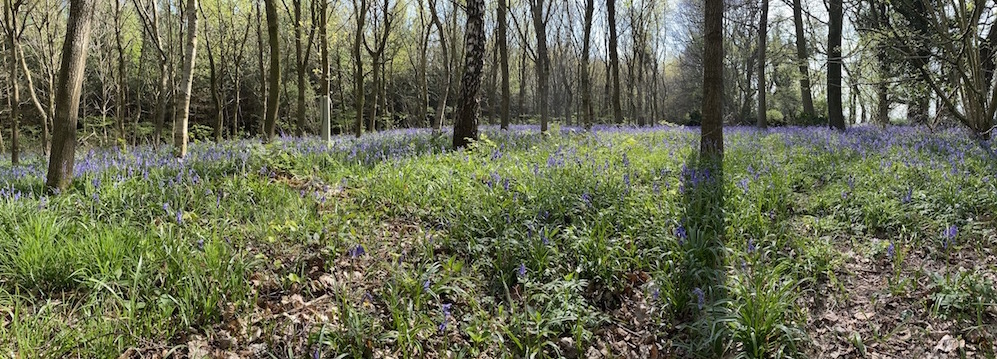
[{"xmin": 0, "ymin": 126, "xmax": 994, "ymax": 357}]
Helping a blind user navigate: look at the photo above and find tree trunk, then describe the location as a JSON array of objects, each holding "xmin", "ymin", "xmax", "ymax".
[
  {"xmin": 756, "ymin": 0, "xmax": 768, "ymax": 128},
  {"xmin": 353, "ymin": 0, "xmax": 367, "ymax": 137},
  {"xmin": 607, "ymin": 0, "xmax": 623, "ymax": 125},
  {"xmin": 827, "ymin": 0, "xmax": 845, "ymax": 130},
  {"xmin": 792, "ymin": 0, "xmax": 814, "ymax": 117},
  {"xmin": 263, "ymin": 0, "xmax": 281, "ymax": 141},
  {"xmin": 207, "ymin": 30, "xmax": 223, "ymax": 142},
  {"xmin": 8, "ymin": 41, "xmax": 20, "ymax": 165},
  {"xmin": 701, "ymin": 0, "xmax": 724, "ymax": 158},
  {"xmin": 46, "ymin": 0, "xmax": 96, "ymax": 191},
  {"xmin": 255, "ymin": 1, "xmax": 267, "ymax": 136},
  {"xmin": 453, "ymin": 0, "xmax": 485, "ymax": 149},
  {"xmin": 429, "ymin": 0, "xmax": 448, "ymax": 131},
  {"xmin": 319, "ymin": 0, "xmax": 331, "ymax": 142},
  {"xmin": 580, "ymin": 0, "xmax": 595, "ymax": 128},
  {"xmin": 530, "ymin": 0, "xmax": 549, "ymax": 133},
  {"xmin": 498, "ymin": 0, "xmax": 510, "ymax": 130},
  {"xmin": 115, "ymin": 0, "xmax": 127, "ymax": 142},
  {"xmin": 174, "ymin": 0, "xmax": 198, "ymax": 158},
  {"xmin": 294, "ymin": 0, "xmax": 306, "ymax": 136}
]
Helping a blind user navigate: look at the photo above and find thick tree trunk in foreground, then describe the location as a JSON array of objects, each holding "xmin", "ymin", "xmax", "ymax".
[
  {"xmin": 827, "ymin": 0, "xmax": 845, "ymax": 131},
  {"xmin": 173, "ymin": 0, "xmax": 198, "ymax": 158},
  {"xmin": 453, "ymin": 0, "xmax": 485, "ymax": 149},
  {"xmin": 530, "ymin": 0, "xmax": 549, "ymax": 133},
  {"xmin": 701, "ymin": 0, "xmax": 724, "ymax": 158},
  {"xmin": 497, "ymin": 0, "xmax": 510, "ymax": 130},
  {"xmin": 263, "ymin": 0, "xmax": 280, "ymax": 141},
  {"xmin": 46, "ymin": 0, "xmax": 96, "ymax": 191}
]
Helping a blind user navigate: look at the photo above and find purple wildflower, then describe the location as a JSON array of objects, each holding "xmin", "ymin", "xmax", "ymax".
[
  {"xmin": 901, "ymin": 188, "xmax": 912, "ymax": 204},
  {"xmin": 886, "ymin": 242, "xmax": 895, "ymax": 259},
  {"xmin": 176, "ymin": 210, "xmax": 183, "ymax": 225},
  {"xmin": 517, "ymin": 263, "xmax": 527, "ymax": 278},
  {"xmin": 747, "ymin": 238, "xmax": 756, "ymax": 254},
  {"xmin": 349, "ymin": 244, "xmax": 366, "ymax": 258},
  {"xmin": 738, "ymin": 178, "xmax": 749, "ymax": 194},
  {"xmin": 693, "ymin": 287, "xmax": 705, "ymax": 310},
  {"xmin": 439, "ymin": 303, "xmax": 453, "ymax": 332},
  {"xmin": 675, "ymin": 226, "xmax": 688, "ymax": 243}
]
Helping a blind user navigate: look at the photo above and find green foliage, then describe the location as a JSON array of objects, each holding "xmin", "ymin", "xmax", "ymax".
[{"xmin": 0, "ymin": 126, "xmax": 994, "ymax": 357}]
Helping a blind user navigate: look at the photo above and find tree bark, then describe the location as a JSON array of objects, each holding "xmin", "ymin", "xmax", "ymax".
[
  {"xmin": 701, "ymin": 0, "xmax": 724, "ymax": 158},
  {"xmin": 46, "ymin": 0, "xmax": 96, "ymax": 191},
  {"xmin": 453, "ymin": 0, "xmax": 484, "ymax": 149},
  {"xmin": 756, "ymin": 0, "xmax": 768, "ymax": 128},
  {"xmin": 353, "ymin": 0, "xmax": 368, "ymax": 137},
  {"xmin": 173, "ymin": 0, "xmax": 198, "ymax": 158},
  {"xmin": 827, "ymin": 0, "xmax": 845, "ymax": 130},
  {"xmin": 263, "ymin": 0, "xmax": 280, "ymax": 141},
  {"xmin": 319, "ymin": 0, "xmax": 330, "ymax": 142},
  {"xmin": 530, "ymin": 0, "xmax": 549, "ymax": 133},
  {"xmin": 428, "ymin": 0, "xmax": 448, "ymax": 131},
  {"xmin": 792, "ymin": 0, "xmax": 814, "ymax": 117},
  {"xmin": 607, "ymin": 0, "xmax": 623, "ymax": 125},
  {"xmin": 581, "ymin": 0, "xmax": 594, "ymax": 129},
  {"xmin": 498, "ymin": 0, "xmax": 510, "ymax": 130}
]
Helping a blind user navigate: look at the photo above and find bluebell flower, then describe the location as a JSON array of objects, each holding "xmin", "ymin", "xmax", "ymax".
[
  {"xmin": 747, "ymin": 238, "xmax": 756, "ymax": 254},
  {"xmin": 423, "ymin": 279, "xmax": 431, "ymax": 291},
  {"xmin": 176, "ymin": 210, "xmax": 183, "ymax": 225},
  {"xmin": 623, "ymin": 173, "xmax": 631, "ymax": 187},
  {"xmin": 675, "ymin": 226, "xmax": 687, "ymax": 243},
  {"xmin": 693, "ymin": 287, "xmax": 705, "ymax": 310},
  {"xmin": 196, "ymin": 239, "xmax": 204, "ymax": 251},
  {"xmin": 901, "ymin": 188, "xmax": 912, "ymax": 204},
  {"xmin": 886, "ymin": 242, "xmax": 895, "ymax": 259},
  {"xmin": 738, "ymin": 178, "xmax": 749, "ymax": 194},
  {"xmin": 581, "ymin": 192, "xmax": 591, "ymax": 205},
  {"xmin": 439, "ymin": 303, "xmax": 453, "ymax": 332},
  {"xmin": 518, "ymin": 263, "xmax": 527, "ymax": 278},
  {"xmin": 349, "ymin": 244, "xmax": 366, "ymax": 258}
]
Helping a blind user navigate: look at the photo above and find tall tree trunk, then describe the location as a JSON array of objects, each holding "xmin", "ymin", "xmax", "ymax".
[
  {"xmin": 530, "ymin": 0, "xmax": 549, "ymax": 133},
  {"xmin": 453, "ymin": 0, "xmax": 484, "ymax": 149},
  {"xmin": 46, "ymin": 0, "xmax": 96, "ymax": 191},
  {"xmin": 207, "ymin": 30, "xmax": 223, "ymax": 142},
  {"xmin": 756, "ymin": 0, "xmax": 768, "ymax": 128},
  {"xmin": 174, "ymin": 0, "xmax": 198, "ymax": 158},
  {"xmin": 369, "ymin": 55, "xmax": 379, "ymax": 131},
  {"xmin": 353, "ymin": 0, "xmax": 367, "ymax": 137},
  {"xmin": 701, "ymin": 0, "xmax": 724, "ymax": 158},
  {"xmin": 607, "ymin": 0, "xmax": 623, "ymax": 125},
  {"xmin": 488, "ymin": 42, "xmax": 498, "ymax": 126},
  {"xmin": 263, "ymin": 0, "xmax": 280, "ymax": 141},
  {"xmin": 429, "ymin": 0, "xmax": 448, "ymax": 131},
  {"xmin": 498, "ymin": 0, "xmax": 510, "ymax": 130},
  {"xmin": 319, "ymin": 0, "xmax": 331, "ymax": 142},
  {"xmin": 115, "ymin": 0, "xmax": 127, "ymax": 142},
  {"xmin": 827, "ymin": 0, "xmax": 845, "ymax": 130},
  {"xmin": 792, "ymin": 0, "xmax": 814, "ymax": 117},
  {"xmin": 8, "ymin": 41, "xmax": 19, "ymax": 165},
  {"xmin": 255, "ymin": 1, "xmax": 267, "ymax": 136},
  {"xmin": 581, "ymin": 0, "xmax": 594, "ymax": 129},
  {"xmin": 294, "ymin": 0, "xmax": 306, "ymax": 136}
]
